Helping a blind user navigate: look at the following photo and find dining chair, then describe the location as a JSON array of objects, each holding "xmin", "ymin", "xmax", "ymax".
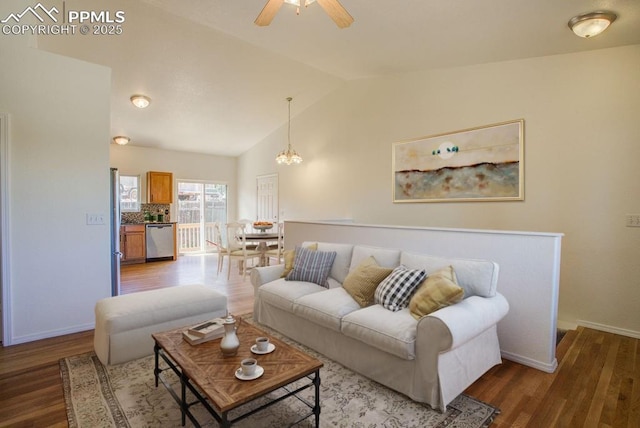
[
  {"xmin": 210, "ymin": 223, "xmax": 228, "ymax": 275},
  {"xmin": 238, "ymin": 219, "xmax": 258, "ymax": 249},
  {"xmin": 238, "ymin": 218, "xmax": 253, "ymax": 230},
  {"xmin": 225, "ymin": 222, "xmax": 261, "ymax": 279},
  {"xmin": 266, "ymin": 222, "xmax": 284, "ymax": 265}
]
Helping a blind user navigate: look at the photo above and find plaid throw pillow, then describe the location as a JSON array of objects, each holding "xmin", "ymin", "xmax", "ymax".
[
  {"xmin": 374, "ymin": 265, "xmax": 426, "ymax": 312},
  {"xmin": 286, "ymin": 247, "xmax": 337, "ymax": 288}
]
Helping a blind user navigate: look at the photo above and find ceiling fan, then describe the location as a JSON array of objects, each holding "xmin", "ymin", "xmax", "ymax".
[{"xmin": 255, "ymin": 0, "xmax": 354, "ymax": 28}]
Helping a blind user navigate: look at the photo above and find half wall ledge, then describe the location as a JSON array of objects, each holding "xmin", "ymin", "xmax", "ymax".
[{"xmin": 284, "ymin": 220, "xmax": 563, "ymax": 373}]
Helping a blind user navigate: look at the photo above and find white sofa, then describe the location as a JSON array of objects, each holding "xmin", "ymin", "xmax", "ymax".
[{"xmin": 250, "ymin": 242, "xmax": 509, "ymax": 411}]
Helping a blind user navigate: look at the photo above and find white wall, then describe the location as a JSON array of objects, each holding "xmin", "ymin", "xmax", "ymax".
[
  {"xmin": 285, "ymin": 221, "xmax": 563, "ymax": 372},
  {"xmin": 0, "ymin": 44, "xmax": 111, "ymax": 344},
  {"xmin": 238, "ymin": 45, "xmax": 640, "ymax": 337},
  {"xmin": 109, "ymin": 145, "xmax": 237, "ymax": 222}
]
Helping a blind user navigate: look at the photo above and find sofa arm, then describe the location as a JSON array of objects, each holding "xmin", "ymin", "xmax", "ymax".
[
  {"xmin": 419, "ymin": 293, "xmax": 509, "ymax": 351},
  {"xmin": 250, "ymin": 265, "xmax": 285, "ymax": 290}
]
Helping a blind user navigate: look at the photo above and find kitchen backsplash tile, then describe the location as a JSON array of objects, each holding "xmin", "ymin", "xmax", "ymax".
[{"xmin": 122, "ymin": 203, "xmax": 170, "ymax": 223}]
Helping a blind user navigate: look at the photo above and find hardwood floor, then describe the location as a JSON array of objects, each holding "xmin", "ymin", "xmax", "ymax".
[
  {"xmin": 0, "ymin": 255, "xmax": 638, "ymax": 427},
  {"xmin": 120, "ymin": 253, "xmax": 255, "ymax": 315}
]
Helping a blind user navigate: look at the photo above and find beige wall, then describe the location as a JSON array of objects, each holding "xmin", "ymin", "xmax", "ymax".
[
  {"xmin": 110, "ymin": 145, "xmax": 237, "ymax": 222},
  {"xmin": 238, "ymin": 45, "xmax": 640, "ymax": 336}
]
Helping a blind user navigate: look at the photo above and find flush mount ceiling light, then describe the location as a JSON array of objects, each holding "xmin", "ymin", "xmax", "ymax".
[
  {"xmin": 112, "ymin": 136, "xmax": 130, "ymax": 146},
  {"xmin": 568, "ymin": 11, "xmax": 617, "ymax": 38},
  {"xmin": 275, "ymin": 97, "xmax": 303, "ymax": 165},
  {"xmin": 130, "ymin": 94, "xmax": 151, "ymax": 108}
]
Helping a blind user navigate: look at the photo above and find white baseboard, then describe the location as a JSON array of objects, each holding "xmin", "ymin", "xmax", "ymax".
[
  {"xmin": 501, "ymin": 350, "xmax": 558, "ymax": 373},
  {"xmin": 577, "ymin": 320, "xmax": 640, "ymax": 339},
  {"xmin": 8, "ymin": 322, "xmax": 94, "ymax": 345}
]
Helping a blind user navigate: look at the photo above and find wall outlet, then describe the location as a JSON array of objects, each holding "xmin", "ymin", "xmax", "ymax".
[
  {"xmin": 626, "ymin": 214, "xmax": 640, "ymax": 227},
  {"xmin": 86, "ymin": 213, "xmax": 105, "ymax": 225}
]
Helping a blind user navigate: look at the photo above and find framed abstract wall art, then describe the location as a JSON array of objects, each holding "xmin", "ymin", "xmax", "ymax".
[{"xmin": 392, "ymin": 119, "xmax": 524, "ymax": 203}]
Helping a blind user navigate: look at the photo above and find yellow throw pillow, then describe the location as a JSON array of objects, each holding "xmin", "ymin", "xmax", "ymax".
[
  {"xmin": 281, "ymin": 243, "xmax": 318, "ymax": 278},
  {"xmin": 343, "ymin": 256, "xmax": 393, "ymax": 307},
  {"xmin": 409, "ymin": 265, "xmax": 464, "ymax": 320}
]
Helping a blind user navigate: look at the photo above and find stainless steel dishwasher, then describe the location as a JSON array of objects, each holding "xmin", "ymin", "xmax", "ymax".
[{"xmin": 145, "ymin": 223, "xmax": 175, "ymax": 261}]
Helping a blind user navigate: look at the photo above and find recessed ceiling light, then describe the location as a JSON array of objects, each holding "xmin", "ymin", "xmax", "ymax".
[
  {"xmin": 130, "ymin": 94, "xmax": 151, "ymax": 108},
  {"xmin": 568, "ymin": 11, "xmax": 617, "ymax": 38},
  {"xmin": 113, "ymin": 136, "xmax": 130, "ymax": 145}
]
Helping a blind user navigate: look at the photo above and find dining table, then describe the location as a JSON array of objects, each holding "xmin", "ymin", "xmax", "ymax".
[{"xmin": 244, "ymin": 232, "xmax": 279, "ymax": 267}]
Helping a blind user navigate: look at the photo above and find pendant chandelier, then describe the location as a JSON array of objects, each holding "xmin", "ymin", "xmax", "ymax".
[{"xmin": 275, "ymin": 97, "xmax": 303, "ymax": 165}]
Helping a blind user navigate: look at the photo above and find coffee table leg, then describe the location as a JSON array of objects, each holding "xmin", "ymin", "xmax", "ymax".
[
  {"xmin": 180, "ymin": 372, "xmax": 187, "ymax": 426},
  {"xmin": 221, "ymin": 411, "xmax": 231, "ymax": 428},
  {"xmin": 313, "ymin": 369, "xmax": 321, "ymax": 427},
  {"xmin": 153, "ymin": 343, "xmax": 160, "ymax": 388}
]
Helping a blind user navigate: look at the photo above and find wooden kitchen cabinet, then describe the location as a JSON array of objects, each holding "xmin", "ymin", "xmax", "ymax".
[
  {"xmin": 147, "ymin": 171, "xmax": 173, "ymax": 204},
  {"xmin": 120, "ymin": 224, "xmax": 146, "ymax": 264}
]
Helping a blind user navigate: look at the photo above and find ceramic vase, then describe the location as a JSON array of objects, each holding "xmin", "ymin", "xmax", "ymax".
[{"xmin": 220, "ymin": 315, "xmax": 240, "ymax": 357}]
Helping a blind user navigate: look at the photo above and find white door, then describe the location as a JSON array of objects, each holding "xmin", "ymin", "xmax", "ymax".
[{"xmin": 256, "ymin": 174, "xmax": 278, "ymax": 223}]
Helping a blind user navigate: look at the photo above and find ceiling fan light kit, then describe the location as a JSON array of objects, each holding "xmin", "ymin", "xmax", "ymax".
[
  {"xmin": 255, "ymin": 0, "xmax": 353, "ymax": 28},
  {"xmin": 284, "ymin": 0, "xmax": 317, "ymax": 13},
  {"xmin": 568, "ymin": 11, "xmax": 617, "ymax": 38}
]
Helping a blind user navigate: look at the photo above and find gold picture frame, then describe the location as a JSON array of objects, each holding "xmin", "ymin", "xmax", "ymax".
[{"xmin": 393, "ymin": 119, "xmax": 524, "ymax": 203}]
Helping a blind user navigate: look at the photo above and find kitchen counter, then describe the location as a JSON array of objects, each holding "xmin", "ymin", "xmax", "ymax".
[
  {"xmin": 121, "ymin": 221, "xmax": 177, "ymax": 225},
  {"xmin": 120, "ymin": 222, "xmax": 178, "ymax": 264}
]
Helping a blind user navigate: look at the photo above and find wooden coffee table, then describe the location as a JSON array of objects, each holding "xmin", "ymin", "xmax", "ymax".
[{"xmin": 152, "ymin": 318, "xmax": 323, "ymax": 427}]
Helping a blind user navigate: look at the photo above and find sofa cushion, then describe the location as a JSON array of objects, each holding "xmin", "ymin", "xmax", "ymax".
[
  {"xmin": 350, "ymin": 245, "xmax": 401, "ymax": 270},
  {"xmin": 343, "ymin": 256, "xmax": 393, "ymax": 307},
  {"xmin": 409, "ymin": 265, "xmax": 464, "ymax": 319},
  {"xmin": 286, "ymin": 247, "xmax": 337, "ymax": 287},
  {"xmin": 305, "ymin": 242, "xmax": 354, "ymax": 284},
  {"xmin": 341, "ymin": 305, "xmax": 418, "ymax": 360},
  {"xmin": 257, "ymin": 278, "xmax": 326, "ymax": 313},
  {"xmin": 293, "ymin": 288, "xmax": 361, "ymax": 332},
  {"xmin": 281, "ymin": 243, "xmax": 318, "ymax": 278},
  {"xmin": 374, "ymin": 266, "xmax": 426, "ymax": 312},
  {"xmin": 401, "ymin": 252, "xmax": 499, "ymax": 298}
]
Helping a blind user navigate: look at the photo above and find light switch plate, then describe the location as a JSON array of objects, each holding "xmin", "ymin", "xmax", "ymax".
[{"xmin": 86, "ymin": 213, "xmax": 106, "ymax": 225}]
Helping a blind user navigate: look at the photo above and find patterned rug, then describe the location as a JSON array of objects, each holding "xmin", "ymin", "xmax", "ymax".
[{"xmin": 60, "ymin": 320, "xmax": 499, "ymax": 427}]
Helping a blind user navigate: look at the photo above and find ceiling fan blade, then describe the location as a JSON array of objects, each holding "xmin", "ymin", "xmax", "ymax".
[
  {"xmin": 316, "ymin": 0, "xmax": 354, "ymax": 28},
  {"xmin": 254, "ymin": 0, "xmax": 285, "ymax": 26}
]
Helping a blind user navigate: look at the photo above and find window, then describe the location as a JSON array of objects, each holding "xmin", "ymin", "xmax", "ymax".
[{"xmin": 120, "ymin": 175, "xmax": 140, "ymax": 212}]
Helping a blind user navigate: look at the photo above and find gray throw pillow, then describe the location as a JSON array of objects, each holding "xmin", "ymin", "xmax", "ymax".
[{"xmin": 285, "ymin": 247, "xmax": 337, "ymax": 288}]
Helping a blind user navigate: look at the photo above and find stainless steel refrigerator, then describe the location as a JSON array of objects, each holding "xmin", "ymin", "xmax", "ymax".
[{"xmin": 110, "ymin": 168, "xmax": 121, "ymax": 296}]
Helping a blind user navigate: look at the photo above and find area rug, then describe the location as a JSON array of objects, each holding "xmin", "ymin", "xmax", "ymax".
[{"xmin": 61, "ymin": 321, "xmax": 499, "ymax": 428}]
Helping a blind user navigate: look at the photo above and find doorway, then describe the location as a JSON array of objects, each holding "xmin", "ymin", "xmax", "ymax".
[{"xmin": 177, "ymin": 181, "xmax": 227, "ymax": 254}]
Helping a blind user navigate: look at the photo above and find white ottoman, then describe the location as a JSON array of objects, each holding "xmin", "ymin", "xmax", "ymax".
[{"xmin": 94, "ymin": 284, "xmax": 227, "ymax": 365}]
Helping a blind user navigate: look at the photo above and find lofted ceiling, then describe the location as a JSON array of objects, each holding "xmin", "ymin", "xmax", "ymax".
[{"xmin": 37, "ymin": 0, "xmax": 640, "ymax": 156}]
